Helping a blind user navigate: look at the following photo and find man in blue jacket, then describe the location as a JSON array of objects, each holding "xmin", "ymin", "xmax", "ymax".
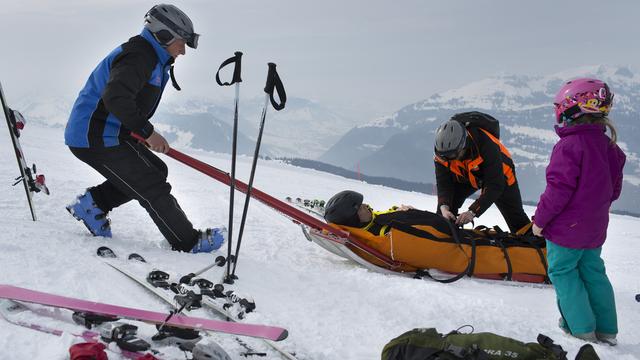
[{"xmin": 64, "ymin": 4, "xmax": 224, "ymax": 253}]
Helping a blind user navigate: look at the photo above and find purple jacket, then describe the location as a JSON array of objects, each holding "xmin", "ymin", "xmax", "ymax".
[{"xmin": 534, "ymin": 124, "xmax": 625, "ymax": 249}]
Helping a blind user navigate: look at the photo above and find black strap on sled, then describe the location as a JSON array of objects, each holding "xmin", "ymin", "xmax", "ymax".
[
  {"xmin": 491, "ymin": 236, "xmax": 513, "ymax": 281},
  {"xmin": 477, "ymin": 225, "xmax": 551, "ymax": 283},
  {"xmin": 384, "ymin": 219, "xmax": 453, "ymax": 242},
  {"xmin": 395, "ymin": 219, "xmax": 476, "ymax": 284},
  {"xmin": 474, "ymin": 226, "xmax": 513, "ymax": 281},
  {"xmin": 520, "ymin": 235, "xmax": 551, "ymax": 283}
]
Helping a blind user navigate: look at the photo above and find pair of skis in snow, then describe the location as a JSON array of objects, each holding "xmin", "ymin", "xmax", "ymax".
[
  {"xmin": 0, "ymin": 284, "xmax": 287, "ymax": 340},
  {"xmin": 97, "ymin": 247, "xmax": 255, "ymax": 321},
  {"xmin": 285, "ymin": 197, "xmax": 325, "ymax": 218},
  {"xmin": 0, "ymin": 80, "xmax": 49, "ymax": 221},
  {"xmin": 0, "ymin": 283, "xmax": 288, "ymax": 359},
  {"xmin": 97, "ymin": 247, "xmax": 297, "ymax": 359},
  {"xmin": 0, "ymin": 299, "xmax": 164, "ymax": 360},
  {"xmin": 0, "ymin": 299, "xmax": 232, "ymax": 359}
]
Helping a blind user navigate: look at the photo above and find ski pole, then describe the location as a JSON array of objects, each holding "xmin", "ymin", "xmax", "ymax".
[
  {"xmin": 156, "ymin": 301, "xmax": 190, "ymax": 334},
  {"xmin": 227, "ymin": 63, "xmax": 286, "ymax": 283},
  {"xmin": 215, "ymin": 52, "xmax": 243, "ymax": 285},
  {"xmin": 178, "ymin": 255, "xmax": 226, "ymax": 284}
]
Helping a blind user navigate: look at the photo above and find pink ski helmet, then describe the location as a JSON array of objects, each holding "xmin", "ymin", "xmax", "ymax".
[{"xmin": 554, "ymin": 78, "xmax": 614, "ymax": 123}]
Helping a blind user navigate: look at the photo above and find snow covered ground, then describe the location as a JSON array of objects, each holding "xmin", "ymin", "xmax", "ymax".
[{"xmin": 1, "ymin": 123, "xmax": 639, "ymax": 359}]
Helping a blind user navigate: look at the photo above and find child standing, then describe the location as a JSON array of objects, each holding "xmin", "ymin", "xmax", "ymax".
[{"xmin": 532, "ymin": 78, "xmax": 625, "ymax": 345}]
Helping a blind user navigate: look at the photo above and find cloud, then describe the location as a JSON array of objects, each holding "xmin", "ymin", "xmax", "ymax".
[{"xmin": 2, "ymin": 0, "xmax": 639, "ymax": 120}]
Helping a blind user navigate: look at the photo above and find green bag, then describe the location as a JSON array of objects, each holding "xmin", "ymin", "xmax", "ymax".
[{"xmin": 381, "ymin": 328, "xmax": 600, "ymax": 360}]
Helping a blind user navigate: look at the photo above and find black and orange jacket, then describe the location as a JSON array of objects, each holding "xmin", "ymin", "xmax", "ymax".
[{"xmin": 434, "ymin": 127, "xmax": 517, "ymax": 216}]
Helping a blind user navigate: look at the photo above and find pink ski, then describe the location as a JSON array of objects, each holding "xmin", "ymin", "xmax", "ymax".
[
  {"xmin": 0, "ymin": 306, "xmax": 149, "ymax": 360},
  {"xmin": 0, "ymin": 284, "xmax": 288, "ymax": 341}
]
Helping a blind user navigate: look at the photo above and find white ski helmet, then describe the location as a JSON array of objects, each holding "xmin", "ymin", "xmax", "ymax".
[{"xmin": 144, "ymin": 4, "xmax": 199, "ymax": 49}]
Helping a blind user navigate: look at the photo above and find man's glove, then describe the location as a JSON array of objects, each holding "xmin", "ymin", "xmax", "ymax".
[
  {"xmin": 146, "ymin": 131, "xmax": 170, "ymax": 154},
  {"xmin": 456, "ymin": 210, "xmax": 475, "ymax": 226},
  {"xmin": 440, "ymin": 205, "xmax": 456, "ymax": 222},
  {"xmin": 396, "ymin": 204, "xmax": 416, "ymax": 211}
]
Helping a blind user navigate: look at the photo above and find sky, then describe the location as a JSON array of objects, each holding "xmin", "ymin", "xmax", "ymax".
[{"xmin": 2, "ymin": 0, "xmax": 640, "ymax": 121}]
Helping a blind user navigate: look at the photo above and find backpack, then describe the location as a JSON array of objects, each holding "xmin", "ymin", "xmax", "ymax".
[
  {"xmin": 451, "ymin": 112, "xmax": 500, "ymax": 139},
  {"xmin": 381, "ymin": 328, "xmax": 600, "ymax": 360}
]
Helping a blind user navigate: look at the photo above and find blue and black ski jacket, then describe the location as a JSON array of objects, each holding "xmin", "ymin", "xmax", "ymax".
[{"xmin": 65, "ymin": 29, "xmax": 173, "ymax": 148}]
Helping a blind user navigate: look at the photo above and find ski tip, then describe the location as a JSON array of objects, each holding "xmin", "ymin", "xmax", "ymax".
[
  {"xmin": 128, "ymin": 253, "xmax": 146, "ymax": 263},
  {"xmin": 96, "ymin": 246, "xmax": 116, "ymax": 258},
  {"xmin": 276, "ymin": 329, "xmax": 289, "ymax": 341}
]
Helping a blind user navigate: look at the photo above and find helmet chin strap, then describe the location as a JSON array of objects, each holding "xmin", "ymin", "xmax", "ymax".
[
  {"xmin": 170, "ymin": 65, "xmax": 181, "ymax": 91},
  {"xmin": 560, "ymin": 105, "xmax": 582, "ymax": 123},
  {"xmin": 152, "ymin": 40, "xmax": 182, "ymax": 91}
]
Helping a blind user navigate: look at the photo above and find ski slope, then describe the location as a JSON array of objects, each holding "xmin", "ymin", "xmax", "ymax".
[{"xmin": 0, "ymin": 124, "xmax": 639, "ymax": 359}]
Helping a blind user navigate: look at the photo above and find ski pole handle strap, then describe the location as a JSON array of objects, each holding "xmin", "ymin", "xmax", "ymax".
[
  {"xmin": 215, "ymin": 51, "xmax": 243, "ymax": 86},
  {"xmin": 264, "ymin": 62, "xmax": 286, "ymax": 111}
]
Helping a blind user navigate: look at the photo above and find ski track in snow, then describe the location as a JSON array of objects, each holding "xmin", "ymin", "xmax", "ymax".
[{"xmin": 0, "ymin": 124, "xmax": 639, "ymax": 359}]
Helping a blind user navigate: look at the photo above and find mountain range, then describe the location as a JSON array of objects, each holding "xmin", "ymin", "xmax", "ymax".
[
  {"xmin": 14, "ymin": 94, "xmax": 360, "ymax": 159},
  {"xmin": 11, "ymin": 65, "xmax": 640, "ymax": 213},
  {"xmin": 153, "ymin": 96, "xmax": 360, "ymax": 159},
  {"xmin": 319, "ymin": 65, "xmax": 640, "ymax": 214}
]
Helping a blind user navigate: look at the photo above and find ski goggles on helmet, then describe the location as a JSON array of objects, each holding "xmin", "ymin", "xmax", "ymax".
[
  {"xmin": 147, "ymin": 7, "xmax": 200, "ymax": 49},
  {"xmin": 186, "ymin": 32, "xmax": 199, "ymax": 49}
]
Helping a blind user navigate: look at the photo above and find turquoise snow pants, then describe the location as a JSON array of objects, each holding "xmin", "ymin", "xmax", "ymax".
[{"xmin": 546, "ymin": 240, "xmax": 617, "ymax": 335}]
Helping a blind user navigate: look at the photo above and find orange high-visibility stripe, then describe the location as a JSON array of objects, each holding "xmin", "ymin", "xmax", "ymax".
[
  {"xmin": 434, "ymin": 128, "xmax": 515, "ymax": 189},
  {"xmin": 478, "ymin": 128, "xmax": 512, "ymax": 159},
  {"xmin": 502, "ymin": 163, "xmax": 516, "ymax": 186},
  {"xmin": 435, "ymin": 156, "xmax": 482, "ymax": 189}
]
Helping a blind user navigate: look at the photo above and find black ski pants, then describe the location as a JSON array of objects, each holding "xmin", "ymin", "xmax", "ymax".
[
  {"xmin": 70, "ymin": 140, "xmax": 198, "ymax": 251},
  {"xmin": 444, "ymin": 182, "xmax": 531, "ymax": 233}
]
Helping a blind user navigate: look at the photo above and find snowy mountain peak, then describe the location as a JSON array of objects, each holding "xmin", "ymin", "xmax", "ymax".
[
  {"xmin": 550, "ymin": 64, "xmax": 639, "ymax": 86},
  {"xmin": 321, "ymin": 64, "xmax": 640, "ymax": 214},
  {"xmin": 392, "ymin": 64, "xmax": 640, "ymax": 115}
]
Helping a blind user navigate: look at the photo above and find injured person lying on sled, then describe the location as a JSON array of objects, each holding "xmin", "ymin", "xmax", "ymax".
[
  {"xmin": 323, "ymin": 190, "xmax": 533, "ymax": 236},
  {"xmin": 323, "ymin": 190, "xmax": 426, "ymax": 236},
  {"xmin": 320, "ymin": 190, "xmax": 548, "ymax": 283}
]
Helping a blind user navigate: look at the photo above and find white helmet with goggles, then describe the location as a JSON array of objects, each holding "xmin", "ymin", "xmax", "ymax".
[{"xmin": 144, "ymin": 4, "xmax": 199, "ymax": 49}]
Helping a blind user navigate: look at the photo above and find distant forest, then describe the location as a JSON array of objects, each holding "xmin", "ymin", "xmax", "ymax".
[{"xmin": 278, "ymin": 158, "xmax": 639, "ymax": 218}]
